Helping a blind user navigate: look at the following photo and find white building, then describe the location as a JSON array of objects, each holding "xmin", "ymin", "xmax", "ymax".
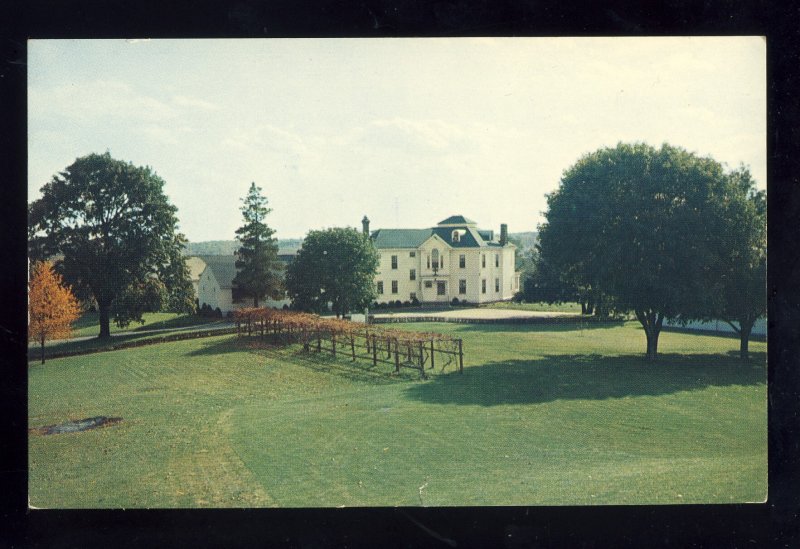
[
  {"xmin": 367, "ymin": 215, "xmax": 521, "ymax": 305},
  {"xmin": 195, "ymin": 251, "xmax": 295, "ymax": 314}
]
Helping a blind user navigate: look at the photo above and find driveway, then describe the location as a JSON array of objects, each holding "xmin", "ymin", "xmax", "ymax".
[{"xmin": 371, "ymin": 308, "xmax": 580, "ymax": 321}]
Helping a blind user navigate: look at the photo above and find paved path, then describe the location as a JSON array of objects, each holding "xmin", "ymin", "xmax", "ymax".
[{"xmin": 371, "ymin": 308, "xmax": 580, "ymax": 321}]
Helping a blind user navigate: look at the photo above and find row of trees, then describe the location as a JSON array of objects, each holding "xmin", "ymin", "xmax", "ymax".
[
  {"xmin": 227, "ymin": 183, "xmax": 379, "ymax": 317},
  {"xmin": 27, "ymin": 153, "xmax": 379, "ymax": 344},
  {"xmin": 531, "ymin": 143, "xmax": 766, "ymax": 359}
]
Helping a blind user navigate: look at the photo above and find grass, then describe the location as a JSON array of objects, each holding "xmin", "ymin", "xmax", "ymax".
[
  {"xmin": 28, "ymin": 321, "xmax": 766, "ymax": 507},
  {"xmin": 70, "ymin": 311, "xmax": 219, "ymax": 338},
  {"xmin": 479, "ymin": 300, "xmax": 584, "ymax": 313}
]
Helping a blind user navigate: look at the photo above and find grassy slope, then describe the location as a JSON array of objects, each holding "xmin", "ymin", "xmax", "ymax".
[
  {"xmin": 29, "ymin": 322, "xmax": 766, "ymax": 507},
  {"xmin": 70, "ymin": 311, "xmax": 218, "ymax": 338}
]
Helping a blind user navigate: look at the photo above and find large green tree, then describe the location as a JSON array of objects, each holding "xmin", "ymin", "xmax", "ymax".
[
  {"xmin": 28, "ymin": 152, "xmax": 191, "ymax": 338},
  {"xmin": 711, "ymin": 171, "xmax": 767, "ymax": 359},
  {"xmin": 286, "ymin": 228, "xmax": 379, "ymax": 318},
  {"xmin": 538, "ymin": 142, "xmax": 760, "ymax": 360},
  {"xmin": 232, "ymin": 182, "xmax": 284, "ymax": 307}
]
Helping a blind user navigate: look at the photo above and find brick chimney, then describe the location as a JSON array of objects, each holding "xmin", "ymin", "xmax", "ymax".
[
  {"xmin": 362, "ymin": 215, "xmax": 370, "ymax": 237},
  {"xmin": 500, "ymin": 223, "xmax": 508, "ymax": 246}
]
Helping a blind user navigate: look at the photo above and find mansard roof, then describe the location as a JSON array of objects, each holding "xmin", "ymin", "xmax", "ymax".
[{"xmin": 437, "ymin": 215, "xmax": 477, "ymax": 226}]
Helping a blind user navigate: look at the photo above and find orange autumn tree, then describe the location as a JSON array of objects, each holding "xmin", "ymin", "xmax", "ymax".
[{"xmin": 28, "ymin": 261, "xmax": 81, "ymax": 364}]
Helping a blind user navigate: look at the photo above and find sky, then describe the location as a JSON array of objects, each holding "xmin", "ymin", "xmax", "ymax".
[{"xmin": 28, "ymin": 37, "xmax": 766, "ymax": 242}]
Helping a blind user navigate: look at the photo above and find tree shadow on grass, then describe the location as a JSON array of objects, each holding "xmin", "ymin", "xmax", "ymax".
[
  {"xmin": 404, "ymin": 352, "xmax": 766, "ymax": 406},
  {"xmin": 448, "ymin": 319, "xmax": 627, "ymax": 334}
]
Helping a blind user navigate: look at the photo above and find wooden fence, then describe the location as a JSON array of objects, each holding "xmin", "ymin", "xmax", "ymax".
[{"xmin": 234, "ymin": 308, "xmax": 463, "ymax": 378}]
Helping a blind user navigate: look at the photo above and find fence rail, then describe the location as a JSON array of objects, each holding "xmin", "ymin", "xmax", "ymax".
[{"xmin": 234, "ymin": 308, "xmax": 464, "ymax": 378}]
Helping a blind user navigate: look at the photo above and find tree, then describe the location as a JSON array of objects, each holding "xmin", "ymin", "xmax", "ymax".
[
  {"xmin": 286, "ymin": 228, "xmax": 379, "ymax": 318},
  {"xmin": 538, "ymin": 142, "xmax": 758, "ymax": 360},
  {"xmin": 712, "ymin": 173, "xmax": 766, "ymax": 359},
  {"xmin": 28, "ymin": 261, "xmax": 81, "ymax": 364},
  {"xmin": 232, "ymin": 182, "xmax": 284, "ymax": 307},
  {"xmin": 28, "ymin": 152, "xmax": 190, "ymax": 339},
  {"xmin": 161, "ymin": 233, "xmax": 197, "ymax": 314}
]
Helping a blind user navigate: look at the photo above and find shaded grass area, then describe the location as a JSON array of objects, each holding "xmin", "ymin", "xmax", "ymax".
[
  {"xmin": 29, "ymin": 321, "xmax": 232, "ymax": 360},
  {"xmin": 29, "ymin": 322, "xmax": 766, "ymax": 507},
  {"xmin": 70, "ymin": 311, "xmax": 218, "ymax": 338}
]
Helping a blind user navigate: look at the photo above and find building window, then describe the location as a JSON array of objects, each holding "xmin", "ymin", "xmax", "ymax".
[
  {"xmin": 495, "ymin": 253, "xmax": 499, "ymax": 267},
  {"xmin": 452, "ymin": 230, "xmax": 460, "ymax": 242},
  {"xmin": 482, "ymin": 254, "xmax": 486, "ymax": 268},
  {"xmin": 426, "ymin": 255, "xmax": 430, "ymax": 268},
  {"xmin": 437, "ymin": 281, "xmax": 446, "ymax": 295},
  {"xmin": 495, "ymin": 278, "xmax": 500, "ymax": 292},
  {"xmin": 391, "ymin": 255, "xmax": 398, "ymax": 269},
  {"xmin": 409, "ymin": 251, "xmax": 416, "ymax": 257},
  {"xmin": 391, "ymin": 280, "xmax": 398, "ymax": 294},
  {"xmin": 459, "ymin": 254, "xmax": 466, "ymax": 268},
  {"xmin": 410, "ymin": 292, "xmax": 417, "ymax": 301},
  {"xmin": 482, "ymin": 279, "xmax": 486, "ymax": 294},
  {"xmin": 377, "ymin": 281, "xmax": 384, "ymax": 294},
  {"xmin": 431, "ymin": 249, "xmax": 439, "ymax": 270},
  {"xmin": 459, "ymin": 279, "xmax": 467, "ymax": 294},
  {"xmin": 425, "ymin": 280, "xmax": 433, "ymax": 288},
  {"xmin": 410, "ymin": 269, "xmax": 416, "ymax": 281}
]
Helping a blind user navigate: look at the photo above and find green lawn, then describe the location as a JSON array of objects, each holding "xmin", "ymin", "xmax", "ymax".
[
  {"xmin": 70, "ymin": 311, "xmax": 219, "ymax": 338},
  {"xmin": 480, "ymin": 301, "xmax": 584, "ymax": 313},
  {"xmin": 28, "ymin": 321, "xmax": 766, "ymax": 507}
]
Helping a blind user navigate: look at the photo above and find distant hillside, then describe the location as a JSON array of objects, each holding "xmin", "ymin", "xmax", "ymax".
[
  {"xmin": 509, "ymin": 231, "xmax": 537, "ymax": 250},
  {"xmin": 184, "ymin": 239, "xmax": 303, "ymax": 256}
]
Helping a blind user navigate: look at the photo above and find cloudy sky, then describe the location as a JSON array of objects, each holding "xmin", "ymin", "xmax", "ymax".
[{"xmin": 28, "ymin": 37, "xmax": 765, "ymax": 241}]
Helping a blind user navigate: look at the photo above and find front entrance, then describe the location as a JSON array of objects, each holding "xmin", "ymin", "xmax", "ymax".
[{"xmin": 437, "ymin": 281, "xmax": 446, "ymax": 296}]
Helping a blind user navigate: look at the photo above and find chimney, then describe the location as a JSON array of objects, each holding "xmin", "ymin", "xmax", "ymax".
[
  {"xmin": 500, "ymin": 224, "xmax": 508, "ymax": 246},
  {"xmin": 362, "ymin": 215, "xmax": 370, "ymax": 237}
]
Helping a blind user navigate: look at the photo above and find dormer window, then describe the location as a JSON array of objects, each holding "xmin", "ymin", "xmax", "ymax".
[{"xmin": 451, "ymin": 229, "xmax": 466, "ymax": 243}]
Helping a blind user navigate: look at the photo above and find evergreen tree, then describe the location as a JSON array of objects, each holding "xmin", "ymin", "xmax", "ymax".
[{"xmin": 232, "ymin": 182, "xmax": 284, "ymax": 307}]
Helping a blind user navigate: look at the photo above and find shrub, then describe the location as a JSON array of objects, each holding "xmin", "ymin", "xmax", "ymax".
[
  {"xmin": 403, "ymin": 300, "xmax": 411, "ymax": 307},
  {"xmin": 410, "ymin": 296, "xmax": 420, "ymax": 306},
  {"xmin": 394, "ymin": 300, "xmax": 403, "ymax": 308},
  {"xmin": 215, "ymin": 307, "xmax": 222, "ymax": 318},
  {"xmin": 451, "ymin": 297, "xmax": 459, "ymax": 305}
]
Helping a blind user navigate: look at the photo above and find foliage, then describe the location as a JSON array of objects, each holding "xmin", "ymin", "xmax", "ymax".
[
  {"xmin": 112, "ymin": 277, "xmax": 168, "ymax": 328},
  {"xmin": 710, "ymin": 175, "xmax": 767, "ymax": 358},
  {"xmin": 538, "ymin": 142, "xmax": 762, "ymax": 359},
  {"xmin": 286, "ymin": 227, "xmax": 379, "ymax": 317},
  {"xmin": 161, "ymin": 233, "xmax": 197, "ymax": 314},
  {"xmin": 28, "ymin": 152, "xmax": 188, "ymax": 338},
  {"xmin": 28, "ymin": 261, "xmax": 81, "ymax": 363},
  {"xmin": 232, "ymin": 183, "xmax": 284, "ymax": 307}
]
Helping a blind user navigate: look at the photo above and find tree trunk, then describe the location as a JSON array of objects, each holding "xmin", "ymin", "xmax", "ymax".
[
  {"xmin": 41, "ymin": 335, "xmax": 46, "ymax": 364},
  {"xmin": 636, "ymin": 309, "xmax": 663, "ymax": 361},
  {"xmin": 253, "ymin": 296, "xmax": 259, "ymax": 307},
  {"xmin": 739, "ymin": 318, "xmax": 755, "ymax": 360},
  {"xmin": 581, "ymin": 302, "xmax": 587, "ymax": 315},
  {"xmin": 98, "ymin": 302, "xmax": 111, "ymax": 339}
]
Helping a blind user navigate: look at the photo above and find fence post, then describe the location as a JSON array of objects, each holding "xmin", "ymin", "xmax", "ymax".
[
  {"xmin": 418, "ymin": 341, "xmax": 426, "ymax": 379},
  {"xmin": 351, "ymin": 334, "xmax": 356, "ymax": 361},
  {"xmin": 317, "ymin": 330, "xmax": 321, "ymax": 352},
  {"xmin": 394, "ymin": 338, "xmax": 400, "ymax": 373},
  {"xmin": 430, "ymin": 339, "xmax": 435, "ymax": 370},
  {"xmin": 372, "ymin": 334, "xmax": 377, "ymax": 366},
  {"xmin": 332, "ymin": 332, "xmax": 336, "ymax": 357},
  {"xmin": 458, "ymin": 339, "xmax": 463, "ymax": 374}
]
